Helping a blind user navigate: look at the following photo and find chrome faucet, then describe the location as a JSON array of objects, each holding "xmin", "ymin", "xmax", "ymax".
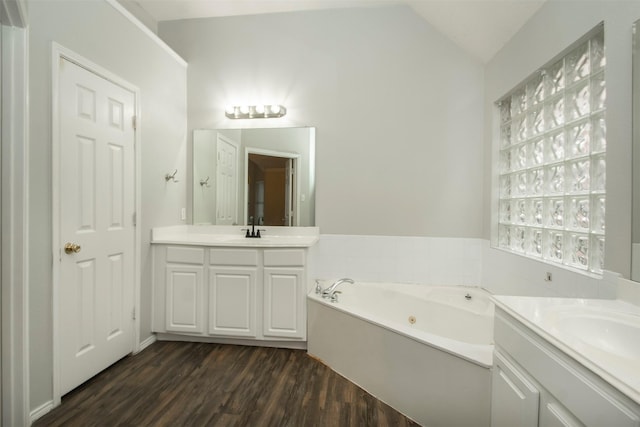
[{"xmin": 322, "ymin": 278, "xmax": 354, "ymax": 301}]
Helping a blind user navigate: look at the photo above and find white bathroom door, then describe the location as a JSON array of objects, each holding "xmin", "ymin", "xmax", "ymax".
[
  {"xmin": 57, "ymin": 58, "xmax": 136, "ymax": 396},
  {"xmin": 216, "ymin": 133, "xmax": 239, "ymax": 225}
]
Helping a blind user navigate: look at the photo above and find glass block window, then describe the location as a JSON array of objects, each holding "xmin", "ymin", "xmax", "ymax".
[{"xmin": 497, "ymin": 28, "xmax": 606, "ymax": 274}]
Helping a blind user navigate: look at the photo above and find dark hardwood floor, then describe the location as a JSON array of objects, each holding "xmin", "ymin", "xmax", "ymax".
[{"xmin": 35, "ymin": 341, "xmax": 421, "ymax": 427}]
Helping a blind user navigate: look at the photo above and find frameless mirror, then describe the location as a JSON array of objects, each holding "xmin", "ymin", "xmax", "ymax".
[
  {"xmin": 632, "ymin": 19, "xmax": 640, "ymax": 280},
  {"xmin": 192, "ymin": 127, "xmax": 316, "ymax": 226}
]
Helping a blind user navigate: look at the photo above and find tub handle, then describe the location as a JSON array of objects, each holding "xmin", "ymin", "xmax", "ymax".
[
  {"xmin": 330, "ymin": 291, "xmax": 341, "ymax": 303},
  {"xmin": 315, "ymin": 280, "xmax": 323, "ymax": 295}
]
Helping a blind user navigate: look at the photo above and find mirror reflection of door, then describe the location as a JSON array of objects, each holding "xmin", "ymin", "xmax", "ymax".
[
  {"xmin": 248, "ymin": 153, "xmax": 295, "ymax": 226},
  {"xmin": 216, "ymin": 134, "xmax": 239, "ymax": 225}
]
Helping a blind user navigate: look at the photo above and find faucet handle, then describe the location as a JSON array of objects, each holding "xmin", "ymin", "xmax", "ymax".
[
  {"xmin": 330, "ymin": 292, "xmax": 340, "ymax": 303},
  {"xmin": 315, "ymin": 280, "xmax": 323, "ymax": 294}
]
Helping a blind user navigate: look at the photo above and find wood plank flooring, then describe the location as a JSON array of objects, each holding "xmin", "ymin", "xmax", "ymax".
[{"xmin": 34, "ymin": 341, "xmax": 421, "ymax": 427}]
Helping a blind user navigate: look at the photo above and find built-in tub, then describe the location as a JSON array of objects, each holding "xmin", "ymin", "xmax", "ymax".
[{"xmin": 307, "ymin": 281, "xmax": 494, "ymax": 427}]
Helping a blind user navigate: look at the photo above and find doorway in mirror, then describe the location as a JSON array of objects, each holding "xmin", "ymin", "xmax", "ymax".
[
  {"xmin": 192, "ymin": 127, "xmax": 315, "ymax": 227},
  {"xmin": 248, "ymin": 153, "xmax": 296, "ymax": 226}
]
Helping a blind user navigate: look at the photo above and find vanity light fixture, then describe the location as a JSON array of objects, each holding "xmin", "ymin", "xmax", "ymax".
[{"xmin": 225, "ymin": 104, "xmax": 287, "ymax": 119}]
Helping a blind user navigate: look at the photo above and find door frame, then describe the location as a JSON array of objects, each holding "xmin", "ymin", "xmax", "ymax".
[
  {"xmin": 243, "ymin": 147, "xmax": 300, "ymax": 226},
  {"xmin": 51, "ymin": 43, "xmax": 141, "ymax": 405},
  {"xmin": 1, "ymin": 20, "xmax": 29, "ymax": 427}
]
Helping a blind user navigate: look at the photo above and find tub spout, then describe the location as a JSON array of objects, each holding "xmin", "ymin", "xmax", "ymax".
[{"xmin": 322, "ymin": 278, "xmax": 354, "ymax": 299}]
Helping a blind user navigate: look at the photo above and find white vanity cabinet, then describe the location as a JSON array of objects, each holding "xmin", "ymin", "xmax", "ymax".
[
  {"xmin": 163, "ymin": 246, "xmax": 206, "ymax": 334},
  {"xmin": 152, "ymin": 243, "xmax": 309, "ymax": 346},
  {"xmin": 491, "ymin": 308, "xmax": 640, "ymax": 427},
  {"xmin": 491, "ymin": 350, "xmax": 539, "ymax": 427},
  {"xmin": 263, "ymin": 249, "xmax": 306, "ymax": 339},
  {"xmin": 208, "ymin": 249, "xmax": 259, "ymax": 337}
]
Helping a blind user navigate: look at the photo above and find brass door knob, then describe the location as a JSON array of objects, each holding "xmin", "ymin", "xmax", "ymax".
[{"xmin": 64, "ymin": 243, "xmax": 81, "ymax": 254}]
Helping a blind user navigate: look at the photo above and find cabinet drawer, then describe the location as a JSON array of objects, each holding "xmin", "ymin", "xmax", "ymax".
[
  {"xmin": 495, "ymin": 311, "xmax": 640, "ymax": 427},
  {"xmin": 491, "ymin": 350, "xmax": 539, "ymax": 427},
  {"xmin": 264, "ymin": 249, "xmax": 305, "ymax": 267},
  {"xmin": 166, "ymin": 246, "xmax": 205, "ymax": 264},
  {"xmin": 210, "ymin": 249, "xmax": 258, "ymax": 266},
  {"xmin": 540, "ymin": 392, "xmax": 584, "ymax": 427}
]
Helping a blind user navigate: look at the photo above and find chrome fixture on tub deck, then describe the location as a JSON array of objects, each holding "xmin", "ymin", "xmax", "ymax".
[{"xmin": 322, "ymin": 278, "xmax": 354, "ymax": 302}]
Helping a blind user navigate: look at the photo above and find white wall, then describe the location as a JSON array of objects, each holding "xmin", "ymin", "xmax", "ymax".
[
  {"xmin": 482, "ymin": 0, "xmax": 640, "ymax": 294},
  {"xmin": 116, "ymin": 0, "xmax": 158, "ymax": 34},
  {"xmin": 192, "ymin": 130, "xmax": 217, "ymax": 224},
  {"xmin": 159, "ymin": 5, "xmax": 485, "ymax": 238},
  {"xmin": 158, "ymin": 2, "xmax": 640, "ymax": 296},
  {"xmin": 28, "ymin": 0, "xmax": 187, "ymax": 412},
  {"xmin": 310, "ymin": 235, "xmax": 482, "ymax": 287}
]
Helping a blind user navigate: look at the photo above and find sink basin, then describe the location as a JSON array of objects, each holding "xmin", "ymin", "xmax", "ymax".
[
  {"xmin": 194, "ymin": 234, "xmax": 318, "ymax": 246},
  {"xmin": 534, "ymin": 304, "xmax": 640, "ymax": 397},
  {"xmin": 543, "ymin": 307, "xmax": 640, "ymax": 361},
  {"xmin": 492, "ymin": 295, "xmax": 640, "ymax": 403},
  {"xmin": 151, "ymin": 226, "xmax": 320, "ymax": 247}
]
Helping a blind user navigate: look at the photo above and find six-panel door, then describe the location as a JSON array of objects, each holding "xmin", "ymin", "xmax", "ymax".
[{"xmin": 59, "ymin": 58, "xmax": 136, "ymax": 396}]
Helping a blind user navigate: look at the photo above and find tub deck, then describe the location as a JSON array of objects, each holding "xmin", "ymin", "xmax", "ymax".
[{"xmin": 307, "ymin": 283, "xmax": 493, "ymax": 427}]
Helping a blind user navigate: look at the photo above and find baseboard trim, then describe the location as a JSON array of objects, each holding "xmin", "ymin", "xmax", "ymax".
[
  {"xmin": 137, "ymin": 334, "xmax": 157, "ymax": 353},
  {"xmin": 30, "ymin": 400, "xmax": 54, "ymax": 424},
  {"xmin": 156, "ymin": 333, "xmax": 308, "ymax": 350}
]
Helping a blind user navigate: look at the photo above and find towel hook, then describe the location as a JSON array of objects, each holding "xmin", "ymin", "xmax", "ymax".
[
  {"xmin": 199, "ymin": 176, "xmax": 210, "ymax": 187},
  {"xmin": 165, "ymin": 169, "xmax": 179, "ymax": 183}
]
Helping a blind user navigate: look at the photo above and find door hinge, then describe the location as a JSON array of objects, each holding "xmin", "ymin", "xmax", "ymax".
[
  {"xmin": 132, "ymin": 115, "xmax": 137, "ymax": 130},
  {"xmin": 132, "ymin": 212, "xmax": 137, "ymax": 226},
  {"xmin": 132, "ymin": 307, "xmax": 136, "ymax": 320}
]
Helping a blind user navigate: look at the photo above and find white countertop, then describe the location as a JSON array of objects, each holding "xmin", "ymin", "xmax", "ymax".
[
  {"xmin": 492, "ymin": 295, "xmax": 640, "ymax": 405},
  {"xmin": 151, "ymin": 225, "xmax": 320, "ymax": 247}
]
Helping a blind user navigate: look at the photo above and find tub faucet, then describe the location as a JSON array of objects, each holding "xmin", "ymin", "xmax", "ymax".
[{"xmin": 322, "ymin": 278, "xmax": 354, "ymax": 300}]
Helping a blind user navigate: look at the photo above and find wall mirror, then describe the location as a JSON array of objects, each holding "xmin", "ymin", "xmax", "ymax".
[
  {"xmin": 192, "ymin": 127, "xmax": 316, "ymax": 227},
  {"xmin": 633, "ymin": 19, "xmax": 640, "ymax": 280}
]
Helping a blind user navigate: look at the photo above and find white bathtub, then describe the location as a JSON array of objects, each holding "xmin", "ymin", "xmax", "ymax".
[{"xmin": 307, "ymin": 281, "xmax": 494, "ymax": 427}]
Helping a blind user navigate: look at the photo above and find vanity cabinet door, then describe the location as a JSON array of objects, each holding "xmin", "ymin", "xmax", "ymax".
[
  {"xmin": 165, "ymin": 265, "xmax": 204, "ymax": 334},
  {"xmin": 208, "ymin": 267, "xmax": 258, "ymax": 337},
  {"xmin": 539, "ymin": 394, "xmax": 584, "ymax": 427},
  {"xmin": 263, "ymin": 267, "xmax": 305, "ymax": 339},
  {"xmin": 491, "ymin": 350, "xmax": 539, "ymax": 427}
]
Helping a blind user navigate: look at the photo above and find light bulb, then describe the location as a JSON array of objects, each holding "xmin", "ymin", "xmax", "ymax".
[{"xmin": 270, "ymin": 105, "xmax": 281, "ymax": 114}]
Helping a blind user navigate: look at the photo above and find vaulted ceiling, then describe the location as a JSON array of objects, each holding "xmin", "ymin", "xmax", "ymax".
[{"xmin": 124, "ymin": 0, "xmax": 546, "ymax": 63}]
